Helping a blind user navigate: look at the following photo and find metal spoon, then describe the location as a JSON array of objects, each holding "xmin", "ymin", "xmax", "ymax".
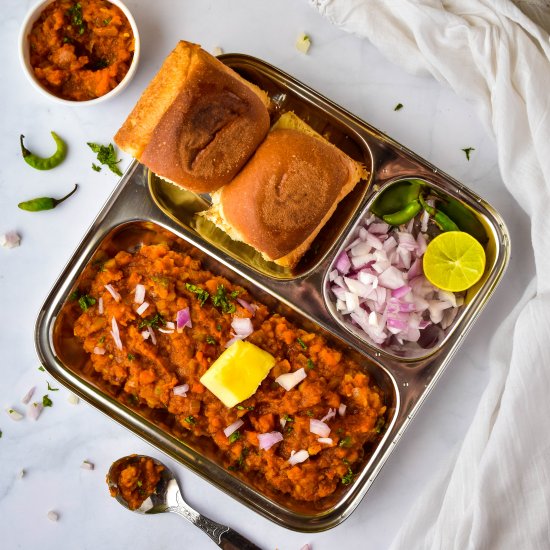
[{"xmin": 107, "ymin": 454, "xmax": 262, "ymax": 550}]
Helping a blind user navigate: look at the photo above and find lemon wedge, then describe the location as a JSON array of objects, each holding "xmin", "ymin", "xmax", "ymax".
[{"xmin": 200, "ymin": 340, "xmax": 275, "ymax": 408}]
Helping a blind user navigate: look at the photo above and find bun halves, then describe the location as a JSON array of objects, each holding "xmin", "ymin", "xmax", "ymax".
[
  {"xmin": 204, "ymin": 112, "xmax": 368, "ymax": 269},
  {"xmin": 114, "ymin": 41, "xmax": 271, "ymax": 193}
]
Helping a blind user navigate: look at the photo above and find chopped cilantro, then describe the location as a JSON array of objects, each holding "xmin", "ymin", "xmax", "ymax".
[
  {"xmin": 216, "ymin": 324, "xmax": 222, "ymax": 332},
  {"xmin": 306, "ymin": 410, "xmax": 314, "ymax": 417},
  {"xmin": 236, "ymin": 405, "xmax": 254, "ymax": 411},
  {"xmin": 341, "ymin": 466, "xmax": 354, "ymax": 485},
  {"xmin": 47, "ymin": 382, "xmax": 59, "ymax": 392},
  {"xmin": 297, "ymin": 337, "xmax": 307, "ymax": 350},
  {"xmin": 138, "ymin": 313, "xmax": 166, "ymax": 329},
  {"xmin": 103, "ymin": 17, "xmax": 112, "ymax": 26},
  {"xmin": 127, "ymin": 354, "xmax": 135, "ymax": 361},
  {"xmin": 87, "ymin": 142, "xmax": 122, "ymax": 176},
  {"xmin": 78, "ymin": 294, "xmax": 96, "ymax": 312},
  {"xmin": 374, "ymin": 417, "xmax": 385, "ymax": 434},
  {"xmin": 206, "ymin": 336, "xmax": 217, "ymax": 345},
  {"xmin": 237, "ymin": 447, "xmax": 249, "ymax": 468},
  {"xmin": 228, "ymin": 431, "xmax": 241, "ymax": 443},
  {"xmin": 62, "ymin": 36, "xmax": 72, "ymax": 44},
  {"xmin": 462, "ymin": 147, "xmax": 475, "ymax": 161},
  {"xmin": 38, "ymin": 366, "xmax": 46, "ymax": 372},
  {"xmin": 91, "ymin": 58, "xmax": 109, "ymax": 71},
  {"xmin": 184, "ymin": 415, "xmax": 196, "ymax": 424},
  {"xmin": 151, "ymin": 275, "xmax": 169, "ymax": 286},
  {"xmin": 339, "ymin": 435, "xmax": 352, "ymax": 448},
  {"xmin": 136, "ymin": 480, "xmax": 143, "ymax": 487},
  {"xmin": 68, "ymin": 291, "xmax": 79, "ymax": 301},
  {"xmin": 42, "ymin": 395, "xmax": 53, "ymax": 407},
  {"xmin": 68, "ymin": 3, "xmax": 85, "ymax": 35},
  {"xmin": 211, "ymin": 285, "xmax": 237, "ymax": 314},
  {"xmin": 306, "ymin": 359, "xmax": 315, "ymax": 370},
  {"xmin": 92, "ymin": 163, "xmax": 101, "ymax": 172},
  {"xmin": 394, "ymin": 103, "xmax": 404, "ymax": 111},
  {"xmin": 99, "ymin": 336, "xmax": 105, "ymax": 344},
  {"xmin": 185, "ymin": 283, "xmax": 209, "ymax": 306},
  {"xmin": 282, "ymin": 414, "xmax": 294, "ymax": 423}
]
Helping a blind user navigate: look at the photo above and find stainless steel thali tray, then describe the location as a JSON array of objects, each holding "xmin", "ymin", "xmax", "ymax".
[{"xmin": 35, "ymin": 54, "xmax": 510, "ymax": 532}]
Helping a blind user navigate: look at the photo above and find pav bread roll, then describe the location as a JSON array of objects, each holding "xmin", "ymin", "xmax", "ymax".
[
  {"xmin": 114, "ymin": 41, "xmax": 271, "ymax": 193},
  {"xmin": 203, "ymin": 112, "xmax": 368, "ymax": 268}
]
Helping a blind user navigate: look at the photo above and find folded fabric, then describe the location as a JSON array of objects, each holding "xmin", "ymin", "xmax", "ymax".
[{"xmin": 309, "ymin": 1, "xmax": 550, "ymax": 548}]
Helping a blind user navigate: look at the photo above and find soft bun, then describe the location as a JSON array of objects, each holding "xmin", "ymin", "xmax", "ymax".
[
  {"xmin": 204, "ymin": 112, "xmax": 368, "ymax": 268},
  {"xmin": 114, "ymin": 41, "xmax": 271, "ymax": 193}
]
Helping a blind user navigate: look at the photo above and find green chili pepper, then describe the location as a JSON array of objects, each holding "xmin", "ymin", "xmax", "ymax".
[
  {"xmin": 382, "ymin": 199, "xmax": 422, "ymax": 226},
  {"xmin": 419, "ymin": 194, "xmax": 460, "ymax": 232},
  {"xmin": 20, "ymin": 132, "xmax": 67, "ymax": 170},
  {"xmin": 437, "ymin": 197, "xmax": 488, "ymax": 244},
  {"xmin": 18, "ymin": 184, "xmax": 78, "ymax": 212},
  {"xmin": 370, "ymin": 180, "xmax": 423, "ymax": 217}
]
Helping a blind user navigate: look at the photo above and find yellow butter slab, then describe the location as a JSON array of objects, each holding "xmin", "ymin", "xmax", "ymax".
[{"xmin": 200, "ymin": 340, "xmax": 275, "ymax": 408}]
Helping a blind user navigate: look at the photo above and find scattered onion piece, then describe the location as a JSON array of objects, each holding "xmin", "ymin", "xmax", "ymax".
[
  {"xmin": 276, "ymin": 368, "xmax": 306, "ymax": 391},
  {"xmin": 93, "ymin": 347, "xmax": 105, "ymax": 355},
  {"xmin": 321, "ymin": 408, "xmax": 337, "ymax": 423},
  {"xmin": 81, "ymin": 461, "xmax": 94, "ymax": 470},
  {"xmin": 21, "ymin": 386, "xmax": 36, "ymax": 405},
  {"xmin": 176, "ymin": 308, "xmax": 192, "ymax": 331},
  {"xmin": 141, "ymin": 330, "xmax": 150, "ymax": 340},
  {"xmin": 110, "ymin": 317, "xmax": 123, "ymax": 350},
  {"xmin": 258, "ymin": 431, "xmax": 283, "ymax": 450},
  {"xmin": 98, "ymin": 297, "xmax": 104, "ymax": 315},
  {"xmin": 134, "ymin": 284, "xmax": 146, "ymax": 304},
  {"xmin": 147, "ymin": 326, "xmax": 156, "ymax": 345},
  {"xmin": 67, "ymin": 393, "xmax": 79, "ymax": 405},
  {"xmin": 158, "ymin": 328, "xmax": 174, "ymax": 334},
  {"xmin": 231, "ymin": 317, "xmax": 254, "ymax": 338},
  {"xmin": 104, "ymin": 284, "xmax": 121, "ymax": 302},
  {"xmin": 28, "ymin": 402, "xmax": 43, "ymax": 421},
  {"xmin": 288, "ymin": 449, "xmax": 309, "ymax": 466},
  {"xmin": 338, "ymin": 404, "xmax": 347, "ymax": 416},
  {"xmin": 237, "ymin": 298, "xmax": 257, "ymax": 316},
  {"xmin": 0, "ymin": 231, "xmax": 21, "ymax": 249},
  {"xmin": 300, "ymin": 545, "xmax": 312, "ymax": 550},
  {"xmin": 223, "ymin": 419, "xmax": 244, "ymax": 437},
  {"xmin": 318, "ymin": 437, "xmax": 333, "ymax": 445},
  {"xmin": 136, "ymin": 301, "xmax": 149, "ymax": 316},
  {"xmin": 173, "ymin": 384, "xmax": 189, "ymax": 397},
  {"xmin": 310, "ymin": 419, "xmax": 331, "ymax": 438},
  {"xmin": 47, "ymin": 511, "xmax": 59, "ymax": 522},
  {"xmin": 6, "ymin": 408, "xmax": 23, "ymax": 421},
  {"xmin": 165, "ymin": 322, "xmax": 175, "ymax": 330}
]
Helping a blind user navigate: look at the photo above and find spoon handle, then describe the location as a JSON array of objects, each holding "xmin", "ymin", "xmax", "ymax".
[
  {"xmin": 169, "ymin": 493, "xmax": 261, "ymax": 549},
  {"xmin": 218, "ymin": 527, "xmax": 262, "ymax": 550}
]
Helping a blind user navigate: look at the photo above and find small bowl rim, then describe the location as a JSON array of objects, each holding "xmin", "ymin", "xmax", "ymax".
[{"xmin": 18, "ymin": 0, "xmax": 141, "ymax": 106}]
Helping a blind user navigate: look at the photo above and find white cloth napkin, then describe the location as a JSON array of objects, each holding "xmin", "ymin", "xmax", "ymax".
[{"xmin": 309, "ymin": 1, "xmax": 550, "ymax": 548}]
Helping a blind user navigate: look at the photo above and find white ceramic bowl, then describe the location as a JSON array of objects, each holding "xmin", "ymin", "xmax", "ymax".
[{"xmin": 19, "ymin": 0, "xmax": 140, "ymax": 105}]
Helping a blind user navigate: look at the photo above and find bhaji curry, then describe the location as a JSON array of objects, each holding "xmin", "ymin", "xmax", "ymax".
[{"xmin": 71, "ymin": 232, "xmax": 387, "ymax": 502}]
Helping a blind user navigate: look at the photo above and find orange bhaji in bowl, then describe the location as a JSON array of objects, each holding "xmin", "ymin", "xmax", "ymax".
[{"xmin": 21, "ymin": 0, "xmax": 139, "ymax": 103}]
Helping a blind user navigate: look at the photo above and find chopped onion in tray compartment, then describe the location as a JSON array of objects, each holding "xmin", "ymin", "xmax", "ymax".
[{"xmin": 329, "ymin": 213, "xmax": 464, "ymax": 351}]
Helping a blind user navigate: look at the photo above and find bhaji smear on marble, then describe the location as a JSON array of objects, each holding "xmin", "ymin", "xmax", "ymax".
[
  {"xmin": 108, "ymin": 456, "xmax": 163, "ymax": 510},
  {"xmin": 28, "ymin": 0, "xmax": 134, "ymax": 101},
  {"xmin": 73, "ymin": 235, "xmax": 387, "ymax": 502}
]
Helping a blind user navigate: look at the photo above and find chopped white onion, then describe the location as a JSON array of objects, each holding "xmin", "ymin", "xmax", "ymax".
[
  {"xmin": 6, "ymin": 408, "xmax": 23, "ymax": 421},
  {"xmin": 81, "ymin": 461, "xmax": 94, "ymax": 470},
  {"xmin": 93, "ymin": 347, "xmax": 105, "ymax": 355},
  {"xmin": 47, "ymin": 511, "xmax": 59, "ymax": 522},
  {"xmin": 98, "ymin": 297, "xmax": 104, "ymax": 315},
  {"xmin": 136, "ymin": 301, "xmax": 149, "ymax": 316},
  {"xmin": 28, "ymin": 402, "xmax": 43, "ymax": 421},
  {"xmin": 165, "ymin": 322, "xmax": 175, "ymax": 330},
  {"xmin": 317, "ymin": 437, "xmax": 333, "ymax": 445},
  {"xmin": 288, "ymin": 449, "xmax": 309, "ymax": 466},
  {"xmin": 141, "ymin": 330, "xmax": 150, "ymax": 340},
  {"xmin": 110, "ymin": 317, "xmax": 123, "ymax": 350},
  {"xmin": 172, "ymin": 384, "xmax": 189, "ymax": 397},
  {"xmin": 237, "ymin": 298, "xmax": 257, "ymax": 316},
  {"xmin": 275, "ymin": 368, "xmax": 306, "ymax": 391},
  {"xmin": 258, "ymin": 431, "xmax": 284, "ymax": 450},
  {"xmin": 134, "ymin": 284, "xmax": 146, "ymax": 305},
  {"xmin": 280, "ymin": 417, "xmax": 287, "ymax": 429},
  {"xmin": 147, "ymin": 326, "xmax": 157, "ymax": 345},
  {"xmin": 231, "ymin": 317, "xmax": 254, "ymax": 338},
  {"xmin": 309, "ymin": 419, "xmax": 331, "ymax": 438},
  {"xmin": 223, "ymin": 419, "xmax": 244, "ymax": 437},
  {"xmin": 104, "ymin": 284, "xmax": 121, "ymax": 302},
  {"xmin": 338, "ymin": 403, "xmax": 347, "ymax": 416},
  {"xmin": 21, "ymin": 386, "xmax": 35, "ymax": 405},
  {"xmin": 158, "ymin": 328, "xmax": 174, "ymax": 334}
]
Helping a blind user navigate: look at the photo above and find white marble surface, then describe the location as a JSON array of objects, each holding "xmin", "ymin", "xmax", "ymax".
[{"xmin": 0, "ymin": 1, "xmax": 534, "ymax": 549}]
